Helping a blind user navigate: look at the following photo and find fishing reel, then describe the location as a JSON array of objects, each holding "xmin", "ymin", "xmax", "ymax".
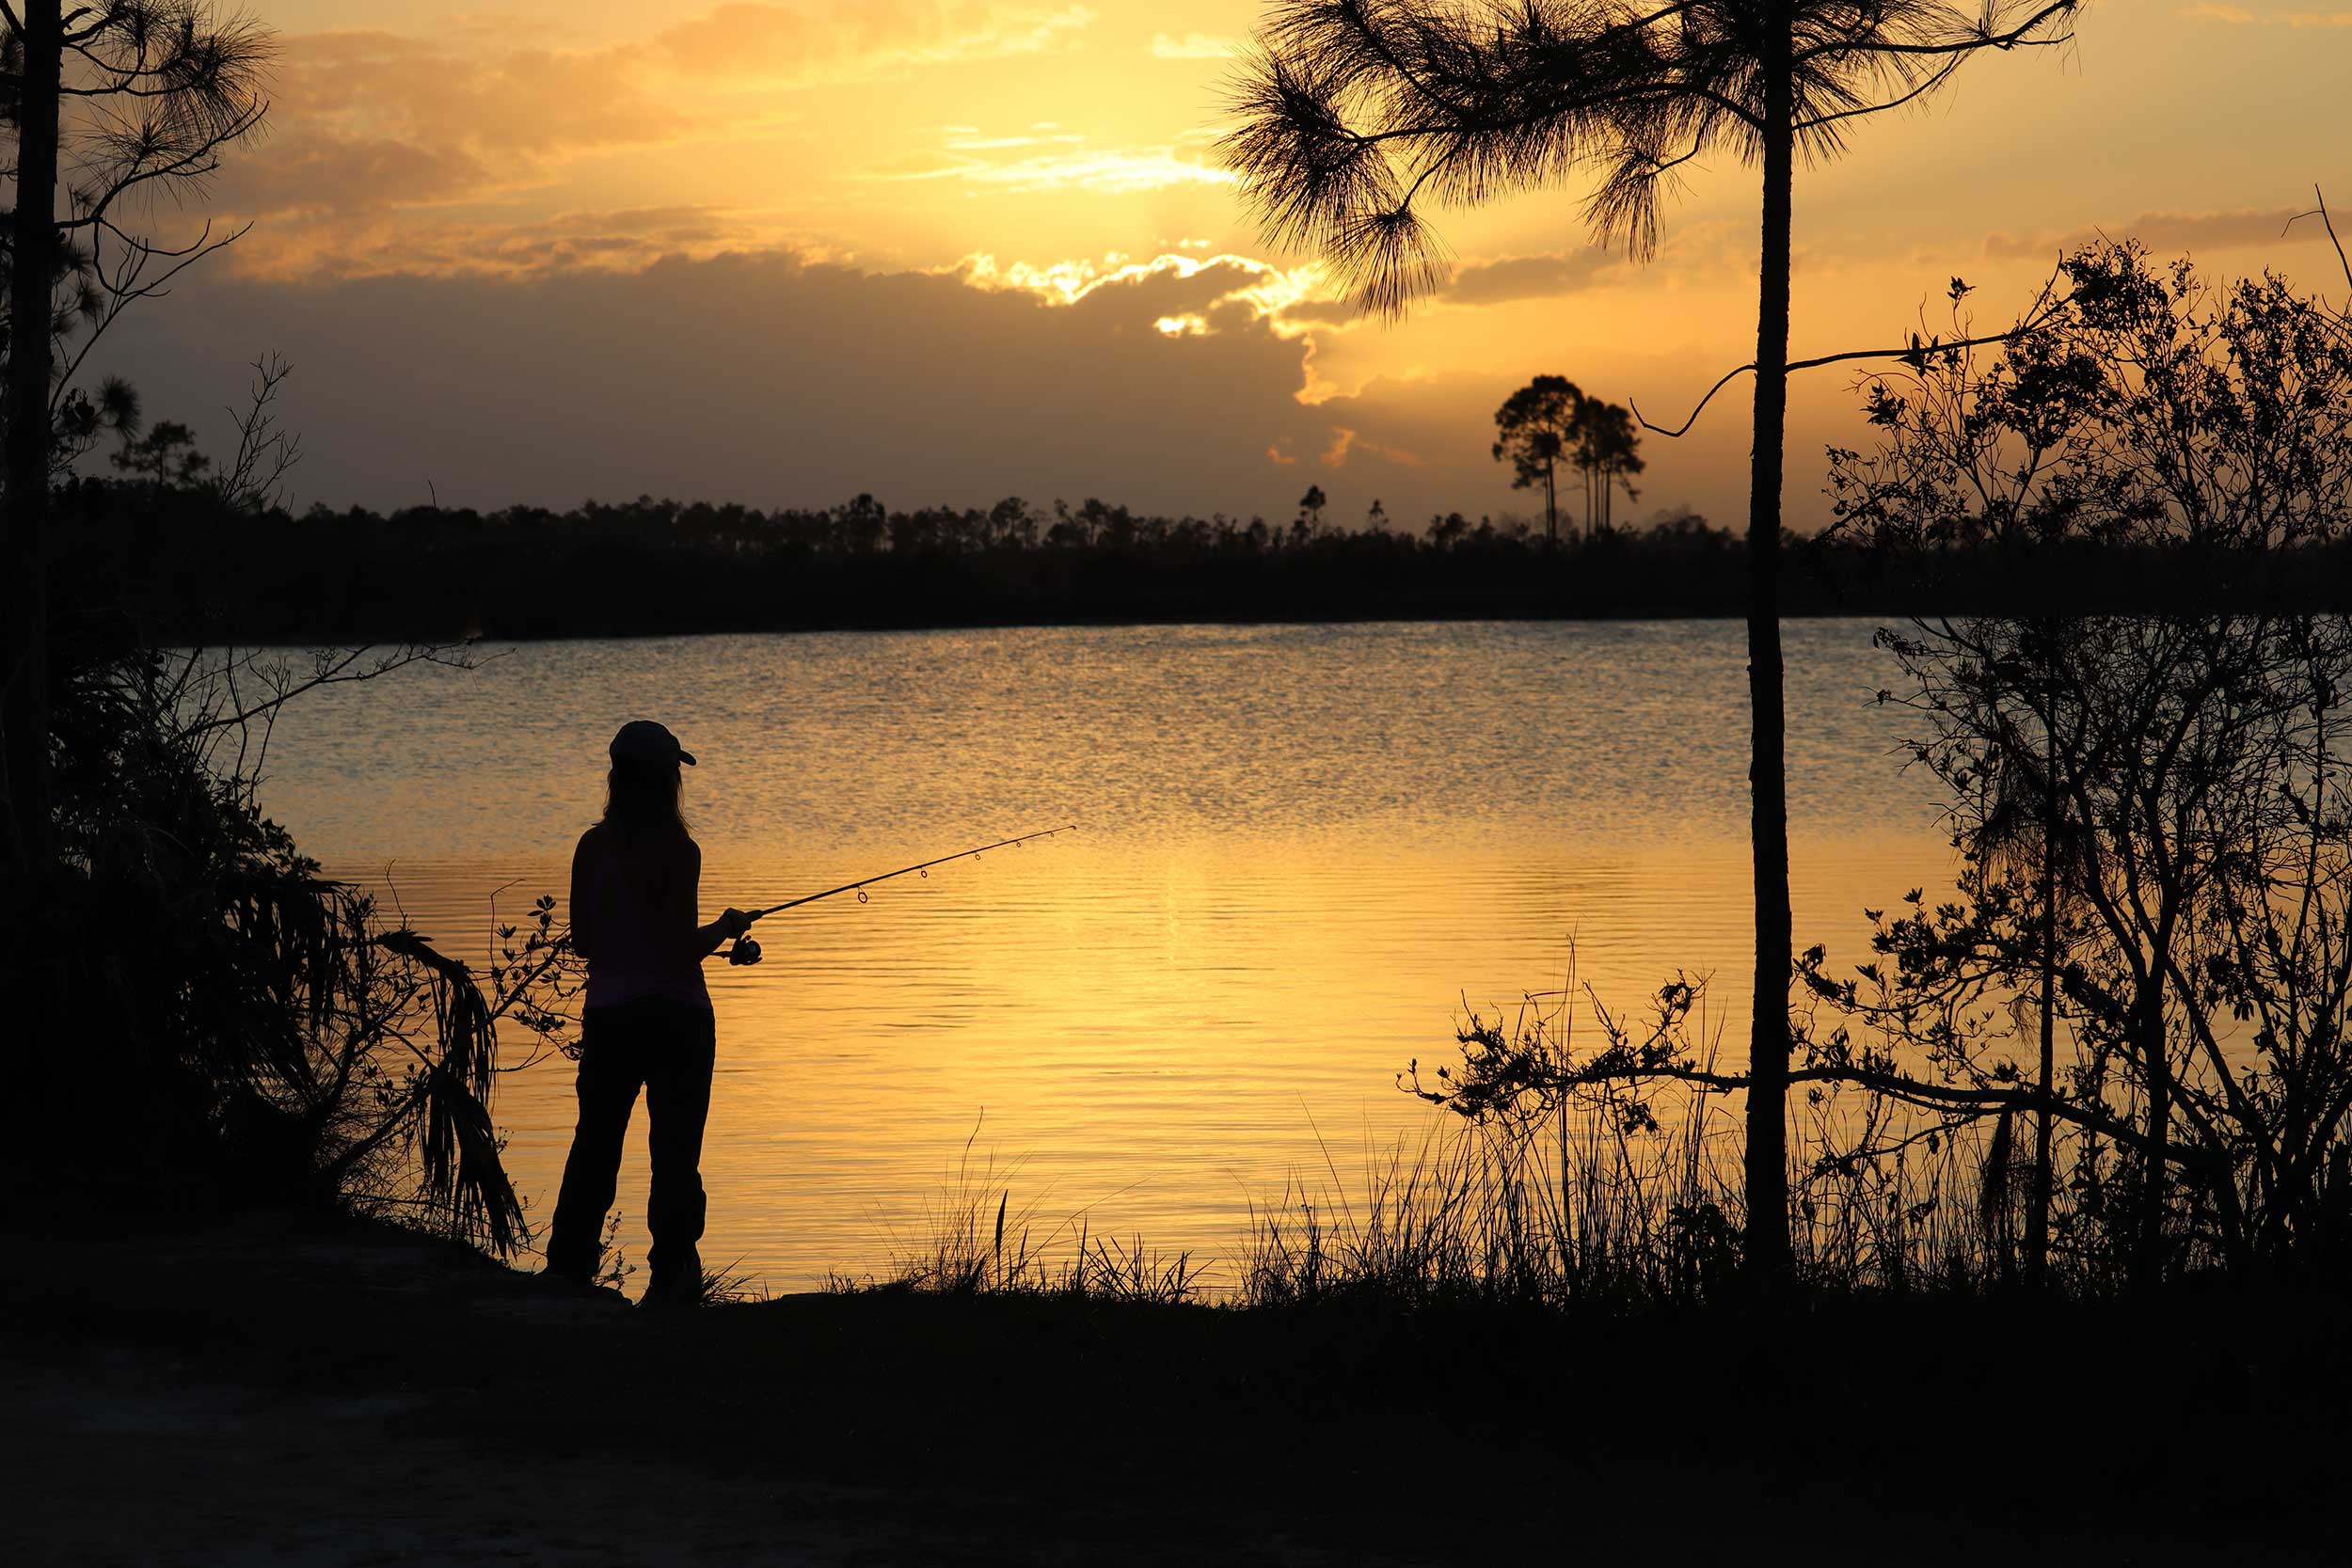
[{"xmin": 725, "ymin": 937, "xmax": 763, "ymax": 967}]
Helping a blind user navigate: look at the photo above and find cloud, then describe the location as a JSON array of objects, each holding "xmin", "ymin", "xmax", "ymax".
[
  {"xmin": 216, "ymin": 195, "xmax": 828, "ymax": 283},
  {"xmin": 264, "ymin": 28, "xmax": 685, "ymax": 165},
  {"xmin": 1307, "ymin": 375, "xmax": 1499, "ymax": 483},
  {"xmin": 927, "ymin": 149, "xmax": 1237, "ymax": 193},
  {"xmin": 865, "ymin": 129, "xmax": 1237, "ymax": 194},
  {"xmin": 1439, "ymin": 249, "xmax": 1626, "ymax": 308},
  {"xmin": 953, "ymin": 250, "xmax": 1339, "ymax": 339},
  {"xmin": 206, "ymin": 5, "xmax": 1104, "ymax": 277},
  {"xmin": 1428, "ymin": 220, "xmax": 1753, "ymax": 309},
  {"xmin": 207, "ymin": 27, "xmax": 682, "ymax": 230},
  {"xmin": 205, "ymin": 28, "xmax": 690, "ymax": 246},
  {"xmin": 1150, "ymin": 32, "xmax": 1240, "ymax": 59},
  {"xmin": 1273, "ymin": 298, "xmax": 1365, "ymax": 327},
  {"xmin": 2179, "ymin": 3, "xmax": 2352, "ymax": 22},
  {"xmin": 944, "ymin": 133, "xmax": 1089, "ymax": 150},
  {"xmin": 226, "ymin": 135, "xmax": 501, "ymax": 217},
  {"xmin": 1982, "ymin": 205, "xmax": 2332, "ymax": 260},
  {"xmin": 94, "ymin": 244, "xmax": 1523, "ymax": 527},
  {"xmin": 1320, "ymin": 426, "xmax": 1429, "ymax": 469},
  {"xmin": 935, "ymin": 237, "xmax": 1661, "ymax": 343},
  {"xmin": 652, "ymin": 2, "xmax": 1094, "ymax": 84}
]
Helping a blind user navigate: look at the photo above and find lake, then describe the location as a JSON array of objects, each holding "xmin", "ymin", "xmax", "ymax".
[{"xmin": 255, "ymin": 619, "xmax": 1953, "ymax": 1291}]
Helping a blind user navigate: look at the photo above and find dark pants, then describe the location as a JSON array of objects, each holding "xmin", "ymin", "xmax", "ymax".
[{"xmin": 547, "ymin": 997, "xmax": 716, "ymax": 1295}]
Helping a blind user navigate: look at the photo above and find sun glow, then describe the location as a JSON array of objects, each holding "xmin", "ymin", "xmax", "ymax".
[
  {"xmin": 92, "ymin": 0, "xmax": 2352, "ymax": 529},
  {"xmin": 952, "ymin": 249, "xmax": 1333, "ymax": 324}
]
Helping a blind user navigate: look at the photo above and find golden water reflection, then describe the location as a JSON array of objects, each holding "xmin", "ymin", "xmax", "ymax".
[
  {"xmin": 263, "ymin": 622, "xmax": 1954, "ymax": 1289},
  {"xmin": 329, "ymin": 833, "xmax": 1948, "ymax": 1290}
]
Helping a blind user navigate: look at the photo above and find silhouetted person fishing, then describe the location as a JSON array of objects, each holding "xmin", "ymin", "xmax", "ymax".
[
  {"xmin": 547, "ymin": 734, "xmax": 1072, "ymax": 1303},
  {"xmin": 547, "ymin": 721, "xmax": 755, "ymax": 1305}
]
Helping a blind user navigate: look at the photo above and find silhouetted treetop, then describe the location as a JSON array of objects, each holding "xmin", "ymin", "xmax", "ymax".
[
  {"xmin": 1830, "ymin": 241, "xmax": 2352, "ymax": 554},
  {"xmin": 1491, "ymin": 374, "xmax": 1582, "ymax": 540},
  {"xmin": 1221, "ymin": 0, "xmax": 2080, "ymax": 316}
]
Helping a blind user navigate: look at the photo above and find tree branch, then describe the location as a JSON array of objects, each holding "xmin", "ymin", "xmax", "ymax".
[
  {"xmin": 1633, "ymin": 268, "xmax": 2067, "ymax": 437},
  {"xmin": 2286, "ymin": 184, "xmax": 2350, "ymax": 296},
  {"xmin": 1796, "ymin": 2, "xmax": 2079, "ymax": 66},
  {"xmin": 1792, "ymin": 55, "xmax": 1963, "ymax": 135}
]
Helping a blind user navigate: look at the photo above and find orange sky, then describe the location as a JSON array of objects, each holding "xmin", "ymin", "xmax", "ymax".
[{"xmin": 96, "ymin": 1, "xmax": 2352, "ymax": 529}]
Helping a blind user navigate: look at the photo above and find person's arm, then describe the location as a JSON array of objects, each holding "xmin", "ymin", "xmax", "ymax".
[
  {"xmin": 568, "ymin": 831, "xmax": 598, "ymax": 962},
  {"xmin": 683, "ymin": 839, "xmax": 754, "ymax": 958},
  {"xmin": 693, "ymin": 911, "xmax": 752, "ymax": 958}
]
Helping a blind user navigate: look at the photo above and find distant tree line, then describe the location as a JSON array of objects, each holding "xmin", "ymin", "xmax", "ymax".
[{"xmin": 52, "ymin": 474, "xmax": 2352, "ymax": 645}]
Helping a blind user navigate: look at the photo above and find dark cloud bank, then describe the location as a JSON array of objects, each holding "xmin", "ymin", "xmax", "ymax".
[{"xmin": 98, "ymin": 249, "xmax": 1549, "ymax": 527}]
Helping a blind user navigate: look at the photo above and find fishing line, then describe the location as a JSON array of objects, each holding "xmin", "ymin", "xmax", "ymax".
[{"xmin": 714, "ymin": 823, "xmax": 1078, "ymax": 965}]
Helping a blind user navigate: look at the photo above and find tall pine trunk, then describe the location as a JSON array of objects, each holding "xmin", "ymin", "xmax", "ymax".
[
  {"xmin": 1741, "ymin": 16, "xmax": 1796, "ymax": 1283},
  {"xmin": 2026, "ymin": 662, "xmax": 2058, "ymax": 1288},
  {"xmin": 3, "ymin": 0, "xmax": 61, "ymax": 868},
  {"xmin": 2136, "ymin": 984, "xmax": 2170, "ymax": 1285}
]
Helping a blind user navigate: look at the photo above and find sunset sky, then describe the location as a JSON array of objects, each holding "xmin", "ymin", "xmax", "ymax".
[{"xmin": 100, "ymin": 1, "xmax": 2352, "ymax": 531}]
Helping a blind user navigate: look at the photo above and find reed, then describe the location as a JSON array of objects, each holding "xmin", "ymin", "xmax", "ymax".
[
  {"xmin": 1237, "ymin": 1085, "xmax": 2115, "ymax": 1309},
  {"xmin": 843, "ymin": 1122, "xmax": 1206, "ymax": 1305},
  {"xmin": 847, "ymin": 1098, "xmax": 2098, "ymax": 1313},
  {"xmin": 692, "ymin": 1259, "xmax": 767, "ymax": 1307},
  {"xmin": 845, "ymin": 963, "xmax": 2166, "ymax": 1312}
]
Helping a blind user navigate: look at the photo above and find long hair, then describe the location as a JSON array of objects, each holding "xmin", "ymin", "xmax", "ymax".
[{"xmin": 600, "ymin": 758, "xmax": 689, "ymax": 843}]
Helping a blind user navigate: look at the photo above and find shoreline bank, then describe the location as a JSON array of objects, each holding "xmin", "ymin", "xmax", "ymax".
[{"xmin": 10, "ymin": 1209, "xmax": 2349, "ymax": 1564}]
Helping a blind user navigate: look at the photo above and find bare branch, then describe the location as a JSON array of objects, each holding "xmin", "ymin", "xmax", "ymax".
[
  {"xmin": 2286, "ymin": 183, "xmax": 2350, "ymax": 297},
  {"xmin": 1634, "ymin": 266, "xmax": 2068, "ymax": 436},
  {"xmin": 215, "ymin": 349, "xmax": 302, "ymax": 512},
  {"xmin": 49, "ymin": 218, "xmax": 253, "ymax": 416},
  {"xmin": 1793, "ymin": 53, "xmax": 1963, "ymax": 135}
]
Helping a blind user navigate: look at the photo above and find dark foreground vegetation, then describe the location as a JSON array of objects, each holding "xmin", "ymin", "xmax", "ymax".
[
  {"xmin": 59, "ymin": 477, "xmax": 2352, "ymax": 642},
  {"xmin": 9, "ymin": 1205, "xmax": 2351, "ymax": 1564}
]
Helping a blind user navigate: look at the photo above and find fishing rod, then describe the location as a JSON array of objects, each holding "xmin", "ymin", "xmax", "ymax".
[{"xmin": 713, "ymin": 823, "xmax": 1078, "ymax": 965}]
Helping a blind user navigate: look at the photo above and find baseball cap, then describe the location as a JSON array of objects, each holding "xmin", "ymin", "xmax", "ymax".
[{"xmin": 610, "ymin": 720, "xmax": 696, "ymax": 768}]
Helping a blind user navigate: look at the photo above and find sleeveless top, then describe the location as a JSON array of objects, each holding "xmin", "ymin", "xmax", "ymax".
[{"xmin": 576, "ymin": 827, "xmax": 713, "ymax": 1013}]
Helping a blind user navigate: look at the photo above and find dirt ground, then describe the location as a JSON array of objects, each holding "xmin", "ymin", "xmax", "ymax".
[
  {"xmin": 8, "ymin": 1213, "xmax": 2350, "ymax": 1566},
  {"xmin": 1, "ymin": 1221, "xmax": 1486, "ymax": 1566}
]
